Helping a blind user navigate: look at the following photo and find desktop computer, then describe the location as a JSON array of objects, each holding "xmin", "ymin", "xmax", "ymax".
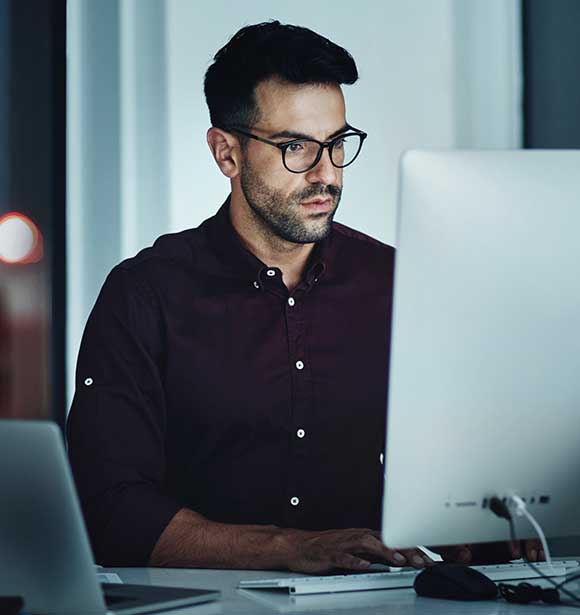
[{"xmin": 381, "ymin": 149, "xmax": 580, "ymax": 550}]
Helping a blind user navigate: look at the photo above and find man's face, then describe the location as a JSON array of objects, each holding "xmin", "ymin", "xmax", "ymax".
[{"xmin": 239, "ymin": 80, "xmax": 347, "ymax": 244}]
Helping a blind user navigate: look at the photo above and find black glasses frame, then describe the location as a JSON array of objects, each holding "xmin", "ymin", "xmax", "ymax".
[{"xmin": 229, "ymin": 127, "xmax": 368, "ymax": 174}]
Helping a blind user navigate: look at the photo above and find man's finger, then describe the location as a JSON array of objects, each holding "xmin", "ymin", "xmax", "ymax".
[
  {"xmin": 509, "ymin": 540, "xmax": 521, "ymax": 559},
  {"xmin": 525, "ymin": 539, "xmax": 542, "ymax": 562},
  {"xmin": 349, "ymin": 535, "xmax": 409, "ymax": 566},
  {"xmin": 348, "ymin": 534, "xmax": 427, "ymax": 568},
  {"xmin": 367, "ymin": 532, "xmax": 434, "ymax": 568},
  {"xmin": 333, "ymin": 553, "xmax": 371, "ymax": 571},
  {"xmin": 399, "ymin": 548, "xmax": 436, "ymax": 569}
]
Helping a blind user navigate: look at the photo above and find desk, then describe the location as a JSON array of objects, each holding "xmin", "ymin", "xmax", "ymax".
[{"xmin": 105, "ymin": 566, "xmax": 580, "ymax": 614}]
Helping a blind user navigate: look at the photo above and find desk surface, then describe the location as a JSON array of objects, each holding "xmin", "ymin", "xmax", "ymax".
[{"xmin": 106, "ymin": 565, "xmax": 580, "ymax": 615}]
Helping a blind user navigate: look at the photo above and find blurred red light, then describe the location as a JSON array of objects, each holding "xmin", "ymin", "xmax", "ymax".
[{"xmin": 0, "ymin": 213, "xmax": 44, "ymax": 264}]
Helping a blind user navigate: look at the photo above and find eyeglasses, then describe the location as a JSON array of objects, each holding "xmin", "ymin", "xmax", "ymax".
[{"xmin": 229, "ymin": 126, "xmax": 368, "ymax": 174}]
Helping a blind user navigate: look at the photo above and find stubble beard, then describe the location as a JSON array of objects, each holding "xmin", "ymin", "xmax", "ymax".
[{"xmin": 240, "ymin": 161, "xmax": 342, "ymax": 245}]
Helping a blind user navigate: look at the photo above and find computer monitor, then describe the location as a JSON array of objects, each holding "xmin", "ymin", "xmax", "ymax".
[{"xmin": 381, "ymin": 150, "xmax": 580, "ymax": 550}]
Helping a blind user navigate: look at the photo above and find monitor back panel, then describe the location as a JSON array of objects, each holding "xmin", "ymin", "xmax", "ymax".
[{"xmin": 382, "ymin": 150, "xmax": 580, "ymax": 549}]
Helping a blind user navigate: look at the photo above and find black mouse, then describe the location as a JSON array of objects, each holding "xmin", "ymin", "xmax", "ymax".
[{"xmin": 414, "ymin": 563, "xmax": 498, "ymax": 601}]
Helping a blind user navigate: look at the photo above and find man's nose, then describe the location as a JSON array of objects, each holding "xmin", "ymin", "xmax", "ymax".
[{"xmin": 304, "ymin": 148, "xmax": 340, "ymax": 186}]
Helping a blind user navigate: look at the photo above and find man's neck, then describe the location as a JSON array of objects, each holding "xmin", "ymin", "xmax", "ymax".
[{"xmin": 229, "ymin": 191, "xmax": 314, "ymax": 292}]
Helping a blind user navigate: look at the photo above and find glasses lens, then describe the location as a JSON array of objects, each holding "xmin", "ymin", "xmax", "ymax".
[
  {"xmin": 330, "ymin": 134, "xmax": 363, "ymax": 168},
  {"xmin": 283, "ymin": 140, "xmax": 321, "ymax": 173}
]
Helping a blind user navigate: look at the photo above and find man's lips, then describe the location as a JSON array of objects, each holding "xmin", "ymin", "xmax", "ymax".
[{"xmin": 300, "ymin": 198, "xmax": 333, "ymax": 212}]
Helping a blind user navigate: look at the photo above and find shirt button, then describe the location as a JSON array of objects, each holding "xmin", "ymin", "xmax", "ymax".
[
  {"xmin": 288, "ymin": 297, "xmax": 295, "ymax": 307},
  {"xmin": 253, "ymin": 281, "xmax": 260, "ymax": 289},
  {"xmin": 266, "ymin": 269, "xmax": 276, "ymax": 277},
  {"xmin": 295, "ymin": 360, "xmax": 304, "ymax": 370},
  {"xmin": 290, "ymin": 496, "xmax": 300, "ymax": 506},
  {"xmin": 296, "ymin": 429, "xmax": 305, "ymax": 439},
  {"xmin": 84, "ymin": 377, "xmax": 93, "ymax": 386}
]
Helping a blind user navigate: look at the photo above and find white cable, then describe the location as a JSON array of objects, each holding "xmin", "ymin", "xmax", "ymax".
[{"xmin": 509, "ymin": 495, "xmax": 553, "ymax": 567}]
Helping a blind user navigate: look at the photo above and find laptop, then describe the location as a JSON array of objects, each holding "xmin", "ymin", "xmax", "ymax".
[{"xmin": 0, "ymin": 419, "xmax": 220, "ymax": 614}]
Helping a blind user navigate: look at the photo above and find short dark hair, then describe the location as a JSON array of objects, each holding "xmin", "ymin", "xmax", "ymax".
[{"xmin": 204, "ymin": 20, "xmax": 358, "ymax": 131}]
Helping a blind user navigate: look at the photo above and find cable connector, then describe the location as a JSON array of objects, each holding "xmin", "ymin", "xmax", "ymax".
[
  {"xmin": 508, "ymin": 494, "xmax": 527, "ymax": 517},
  {"xmin": 507, "ymin": 494, "xmax": 553, "ymax": 567},
  {"xmin": 489, "ymin": 496, "xmax": 512, "ymax": 521},
  {"xmin": 488, "ymin": 494, "xmax": 579, "ymax": 604}
]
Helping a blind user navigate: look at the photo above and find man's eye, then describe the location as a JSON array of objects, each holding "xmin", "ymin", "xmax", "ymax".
[
  {"xmin": 287, "ymin": 143, "xmax": 305, "ymax": 153},
  {"xmin": 334, "ymin": 138, "xmax": 346, "ymax": 149}
]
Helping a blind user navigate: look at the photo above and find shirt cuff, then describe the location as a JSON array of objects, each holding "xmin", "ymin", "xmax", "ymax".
[{"xmin": 95, "ymin": 485, "xmax": 183, "ymax": 566}]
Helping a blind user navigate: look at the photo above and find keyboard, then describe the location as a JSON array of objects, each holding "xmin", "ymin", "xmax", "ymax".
[{"xmin": 239, "ymin": 560, "xmax": 580, "ymax": 595}]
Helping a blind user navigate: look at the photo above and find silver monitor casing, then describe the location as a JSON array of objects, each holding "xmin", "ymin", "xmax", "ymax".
[
  {"xmin": 381, "ymin": 150, "xmax": 580, "ymax": 550},
  {"xmin": 0, "ymin": 420, "xmax": 107, "ymax": 614}
]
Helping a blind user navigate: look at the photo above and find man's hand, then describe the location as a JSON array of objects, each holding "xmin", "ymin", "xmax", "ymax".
[
  {"xmin": 509, "ymin": 538, "xmax": 545, "ymax": 562},
  {"xmin": 283, "ymin": 528, "xmax": 435, "ymax": 574},
  {"xmin": 151, "ymin": 510, "xmax": 435, "ymax": 572}
]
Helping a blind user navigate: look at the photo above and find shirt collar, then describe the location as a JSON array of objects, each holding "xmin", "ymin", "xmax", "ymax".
[{"xmin": 203, "ymin": 195, "xmax": 332, "ymax": 288}]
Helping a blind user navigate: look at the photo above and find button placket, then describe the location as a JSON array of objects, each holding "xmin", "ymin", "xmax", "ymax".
[{"xmin": 283, "ymin": 286, "xmax": 313, "ymax": 526}]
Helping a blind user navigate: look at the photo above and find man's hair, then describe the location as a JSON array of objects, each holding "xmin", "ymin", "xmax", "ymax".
[{"xmin": 204, "ymin": 20, "xmax": 358, "ymax": 131}]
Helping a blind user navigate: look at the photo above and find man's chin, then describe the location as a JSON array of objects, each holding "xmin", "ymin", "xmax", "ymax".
[{"xmin": 298, "ymin": 219, "xmax": 334, "ymax": 244}]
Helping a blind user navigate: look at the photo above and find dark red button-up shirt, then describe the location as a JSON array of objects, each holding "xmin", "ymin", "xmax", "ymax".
[{"xmin": 67, "ymin": 198, "xmax": 395, "ymax": 566}]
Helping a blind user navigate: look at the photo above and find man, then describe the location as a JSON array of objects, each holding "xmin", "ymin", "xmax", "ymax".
[{"xmin": 67, "ymin": 21, "xmax": 541, "ymax": 572}]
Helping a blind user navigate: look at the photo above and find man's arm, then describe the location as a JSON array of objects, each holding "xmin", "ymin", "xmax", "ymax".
[
  {"xmin": 150, "ymin": 510, "xmax": 546, "ymax": 572},
  {"xmin": 67, "ymin": 268, "xmax": 182, "ymax": 566},
  {"xmin": 149, "ymin": 508, "xmax": 434, "ymax": 572}
]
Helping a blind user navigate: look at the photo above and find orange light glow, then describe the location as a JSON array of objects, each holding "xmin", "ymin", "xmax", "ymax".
[{"xmin": 0, "ymin": 213, "xmax": 44, "ymax": 264}]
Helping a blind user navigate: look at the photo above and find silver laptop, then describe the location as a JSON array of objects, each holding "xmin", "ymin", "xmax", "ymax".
[
  {"xmin": 382, "ymin": 149, "xmax": 580, "ymax": 549},
  {"xmin": 0, "ymin": 420, "xmax": 219, "ymax": 615}
]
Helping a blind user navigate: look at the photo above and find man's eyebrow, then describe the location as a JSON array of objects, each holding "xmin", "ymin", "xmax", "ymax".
[{"xmin": 268, "ymin": 123, "xmax": 353, "ymax": 141}]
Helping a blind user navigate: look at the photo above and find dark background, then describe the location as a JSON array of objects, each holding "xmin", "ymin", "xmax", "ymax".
[
  {"xmin": 523, "ymin": 0, "xmax": 580, "ymax": 148},
  {"xmin": 0, "ymin": 0, "xmax": 66, "ymax": 429}
]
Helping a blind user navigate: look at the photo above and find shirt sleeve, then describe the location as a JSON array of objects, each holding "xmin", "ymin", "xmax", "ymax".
[{"xmin": 67, "ymin": 266, "xmax": 182, "ymax": 566}]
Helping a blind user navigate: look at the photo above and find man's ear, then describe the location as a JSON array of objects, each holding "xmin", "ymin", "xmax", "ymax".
[{"xmin": 207, "ymin": 128, "xmax": 241, "ymax": 179}]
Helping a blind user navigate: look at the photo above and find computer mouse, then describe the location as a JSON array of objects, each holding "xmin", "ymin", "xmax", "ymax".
[{"xmin": 414, "ymin": 563, "xmax": 498, "ymax": 601}]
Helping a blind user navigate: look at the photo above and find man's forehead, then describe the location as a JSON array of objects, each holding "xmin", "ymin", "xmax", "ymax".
[{"xmin": 254, "ymin": 79, "xmax": 346, "ymax": 138}]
